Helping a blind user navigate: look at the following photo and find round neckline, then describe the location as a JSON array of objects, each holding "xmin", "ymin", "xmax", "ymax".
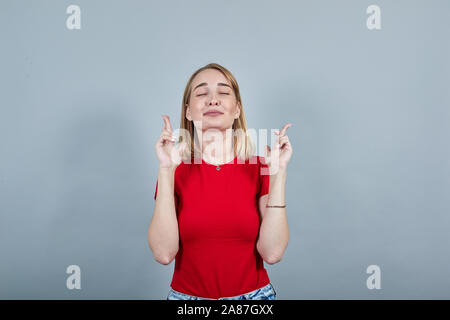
[{"xmin": 201, "ymin": 156, "xmax": 237, "ymax": 167}]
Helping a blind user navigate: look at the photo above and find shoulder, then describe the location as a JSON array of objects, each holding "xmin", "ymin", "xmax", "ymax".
[
  {"xmin": 258, "ymin": 155, "xmax": 268, "ymax": 166},
  {"xmin": 243, "ymin": 156, "xmax": 269, "ymax": 178},
  {"xmin": 174, "ymin": 157, "xmax": 200, "ymax": 181},
  {"xmin": 245, "ymin": 155, "xmax": 266, "ymax": 165},
  {"xmin": 173, "ymin": 159, "xmax": 189, "ymax": 180},
  {"xmin": 251, "ymin": 155, "xmax": 268, "ymax": 169}
]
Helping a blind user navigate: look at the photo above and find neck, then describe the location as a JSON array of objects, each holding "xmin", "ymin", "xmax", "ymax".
[{"xmin": 200, "ymin": 128, "xmax": 234, "ymax": 165}]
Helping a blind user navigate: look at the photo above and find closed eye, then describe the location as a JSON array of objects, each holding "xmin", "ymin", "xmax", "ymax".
[{"xmin": 197, "ymin": 93, "xmax": 229, "ymax": 96}]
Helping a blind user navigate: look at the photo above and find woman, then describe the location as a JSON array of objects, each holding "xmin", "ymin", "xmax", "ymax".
[{"xmin": 148, "ymin": 63, "xmax": 292, "ymax": 300}]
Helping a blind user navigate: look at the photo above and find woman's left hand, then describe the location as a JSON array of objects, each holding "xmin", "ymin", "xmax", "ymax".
[{"xmin": 265, "ymin": 123, "xmax": 293, "ymax": 174}]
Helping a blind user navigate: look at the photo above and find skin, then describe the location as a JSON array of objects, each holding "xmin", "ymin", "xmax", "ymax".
[
  {"xmin": 149, "ymin": 68, "xmax": 293, "ymax": 265},
  {"xmin": 186, "ymin": 68, "xmax": 241, "ymax": 165},
  {"xmin": 257, "ymin": 123, "xmax": 292, "ymax": 264}
]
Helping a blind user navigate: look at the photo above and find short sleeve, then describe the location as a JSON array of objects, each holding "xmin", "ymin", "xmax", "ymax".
[{"xmin": 258, "ymin": 156, "xmax": 270, "ymax": 197}]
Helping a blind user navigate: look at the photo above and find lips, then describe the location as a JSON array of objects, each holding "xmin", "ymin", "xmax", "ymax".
[{"xmin": 203, "ymin": 111, "xmax": 224, "ymax": 116}]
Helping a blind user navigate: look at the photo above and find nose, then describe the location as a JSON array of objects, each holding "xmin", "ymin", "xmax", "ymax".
[{"xmin": 207, "ymin": 93, "xmax": 219, "ymax": 106}]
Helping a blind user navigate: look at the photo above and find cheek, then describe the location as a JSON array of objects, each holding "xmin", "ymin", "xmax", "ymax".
[
  {"xmin": 188, "ymin": 105, "xmax": 204, "ymax": 119},
  {"xmin": 224, "ymin": 102, "xmax": 238, "ymax": 114}
]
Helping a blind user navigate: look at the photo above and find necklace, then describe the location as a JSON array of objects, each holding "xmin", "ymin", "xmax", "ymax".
[{"xmin": 203, "ymin": 156, "xmax": 236, "ymax": 171}]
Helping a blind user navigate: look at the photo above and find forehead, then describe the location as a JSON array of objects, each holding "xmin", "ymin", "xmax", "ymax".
[{"xmin": 191, "ymin": 68, "xmax": 231, "ymax": 88}]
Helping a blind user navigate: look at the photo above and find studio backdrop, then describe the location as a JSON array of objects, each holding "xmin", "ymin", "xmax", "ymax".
[{"xmin": 1, "ymin": 0, "xmax": 449, "ymax": 299}]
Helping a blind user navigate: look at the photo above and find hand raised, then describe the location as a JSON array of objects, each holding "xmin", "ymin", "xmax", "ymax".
[
  {"xmin": 154, "ymin": 115, "xmax": 187, "ymax": 170},
  {"xmin": 264, "ymin": 123, "xmax": 293, "ymax": 174}
]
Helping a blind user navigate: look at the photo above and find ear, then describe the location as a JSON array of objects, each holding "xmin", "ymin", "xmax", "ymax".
[
  {"xmin": 235, "ymin": 102, "xmax": 241, "ymax": 119},
  {"xmin": 185, "ymin": 104, "xmax": 192, "ymax": 121}
]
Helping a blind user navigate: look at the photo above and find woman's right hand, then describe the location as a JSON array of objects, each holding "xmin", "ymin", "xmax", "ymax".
[{"xmin": 155, "ymin": 115, "xmax": 187, "ymax": 170}]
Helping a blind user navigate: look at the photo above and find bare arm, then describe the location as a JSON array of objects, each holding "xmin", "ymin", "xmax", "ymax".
[
  {"xmin": 256, "ymin": 122, "xmax": 293, "ymax": 264},
  {"xmin": 147, "ymin": 115, "xmax": 186, "ymax": 265},
  {"xmin": 256, "ymin": 168, "xmax": 289, "ymax": 264},
  {"xmin": 147, "ymin": 167, "xmax": 179, "ymax": 265}
]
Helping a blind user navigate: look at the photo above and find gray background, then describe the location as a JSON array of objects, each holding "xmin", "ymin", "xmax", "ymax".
[{"xmin": 1, "ymin": 0, "xmax": 449, "ymax": 299}]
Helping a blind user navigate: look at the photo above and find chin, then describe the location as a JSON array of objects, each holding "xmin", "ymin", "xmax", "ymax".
[{"xmin": 201, "ymin": 123, "xmax": 229, "ymax": 131}]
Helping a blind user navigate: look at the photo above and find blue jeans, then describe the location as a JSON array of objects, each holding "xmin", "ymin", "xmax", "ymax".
[{"xmin": 166, "ymin": 282, "xmax": 277, "ymax": 300}]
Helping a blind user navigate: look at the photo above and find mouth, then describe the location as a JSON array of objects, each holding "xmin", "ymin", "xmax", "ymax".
[{"xmin": 203, "ymin": 111, "xmax": 224, "ymax": 116}]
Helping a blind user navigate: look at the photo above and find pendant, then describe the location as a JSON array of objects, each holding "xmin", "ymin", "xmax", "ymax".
[{"xmin": 216, "ymin": 166, "xmax": 220, "ymax": 171}]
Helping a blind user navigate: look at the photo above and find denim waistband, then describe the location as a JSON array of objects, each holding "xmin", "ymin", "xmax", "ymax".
[{"xmin": 169, "ymin": 282, "xmax": 275, "ymax": 300}]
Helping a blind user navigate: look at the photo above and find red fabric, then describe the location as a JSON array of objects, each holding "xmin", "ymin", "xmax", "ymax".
[{"xmin": 153, "ymin": 155, "xmax": 271, "ymax": 299}]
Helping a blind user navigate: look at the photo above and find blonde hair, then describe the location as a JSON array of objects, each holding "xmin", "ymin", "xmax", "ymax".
[{"xmin": 178, "ymin": 63, "xmax": 256, "ymax": 162}]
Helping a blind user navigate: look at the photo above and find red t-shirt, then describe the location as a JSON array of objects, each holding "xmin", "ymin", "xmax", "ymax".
[{"xmin": 153, "ymin": 155, "xmax": 271, "ymax": 299}]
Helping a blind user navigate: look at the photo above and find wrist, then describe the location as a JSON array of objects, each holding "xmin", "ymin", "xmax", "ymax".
[
  {"xmin": 269, "ymin": 166, "xmax": 287, "ymax": 178},
  {"xmin": 158, "ymin": 166, "xmax": 176, "ymax": 176}
]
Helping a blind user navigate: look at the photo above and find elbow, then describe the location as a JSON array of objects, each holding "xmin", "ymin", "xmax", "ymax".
[
  {"xmin": 155, "ymin": 254, "xmax": 175, "ymax": 265},
  {"xmin": 257, "ymin": 242, "xmax": 287, "ymax": 264},
  {"xmin": 257, "ymin": 243, "xmax": 284, "ymax": 265},
  {"xmin": 153, "ymin": 248, "xmax": 178, "ymax": 265},
  {"xmin": 263, "ymin": 254, "xmax": 282, "ymax": 265},
  {"xmin": 148, "ymin": 240, "xmax": 178, "ymax": 265}
]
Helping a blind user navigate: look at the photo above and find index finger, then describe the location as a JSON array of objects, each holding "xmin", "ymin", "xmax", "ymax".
[
  {"xmin": 279, "ymin": 123, "xmax": 292, "ymax": 136},
  {"xmin": 162, "ymin": 115, "xmax": 173, "ymax": 132}
]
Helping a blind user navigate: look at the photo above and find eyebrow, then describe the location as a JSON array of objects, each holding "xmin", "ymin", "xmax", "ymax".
[{"xmin": 193, "ymin": 82, "xmax": 232, "ymax": 91}]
